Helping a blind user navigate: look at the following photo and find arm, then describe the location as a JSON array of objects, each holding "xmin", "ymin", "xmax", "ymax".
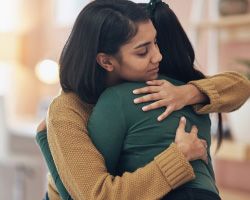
[
  {"xmin": 36, "ymin": 131, "xmax": 72, "ymax": 200},
  {"xmin": 189, "ymin": 71, "xmax": 250, "ymax": 114},
  {"xmin": 133, "ymin": 72, "xmax": 250, "ymax": 120},
  {"xmin": 47, "ymin": 92, "xmax": 194, "ymax": 200}
]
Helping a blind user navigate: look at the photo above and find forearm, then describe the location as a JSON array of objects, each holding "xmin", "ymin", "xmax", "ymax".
[
  {"xmin": 182, "ymin": 84, "xmax": 209, "ymax": 106},
  {"xmin": 188, "ymin": 71, "xmax": 250, "ymax": 114},
  {"xmin": 48, "ymin": 120, "xmax": 194, "ymax": 200},
  {"xmin": 36, "ymin": 131, "xmax": 72, "ymax": 200}
]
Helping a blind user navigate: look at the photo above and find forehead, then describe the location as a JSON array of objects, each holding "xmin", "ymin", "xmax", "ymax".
[{"xmin": 124, "ymin": 20, "xmax": 156, "ymax": 48}]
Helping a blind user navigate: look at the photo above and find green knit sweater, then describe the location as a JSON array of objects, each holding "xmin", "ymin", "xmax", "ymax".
[{"xmin": 88, "ymin": 76, "xmax": 218, "ymax": 195}]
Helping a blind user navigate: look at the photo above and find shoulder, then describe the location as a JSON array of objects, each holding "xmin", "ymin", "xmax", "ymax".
[
  {"xmin": 158, "ymin": 75, "xmax": 185, "ymax": 86},
  {"xmin": 96, "ymin": 82, "xmax": 144, "ymax": 110},
  {"xmin": 48, "ymin": 91, "xmax": 94, "ymax": 120},
  {"xmin": 102, "ymin": 82, "xmax": 146, "ymax": 98}
]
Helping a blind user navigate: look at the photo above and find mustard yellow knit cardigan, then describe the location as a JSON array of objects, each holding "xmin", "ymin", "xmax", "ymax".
[{"xmin": 46, "ymin": 72, "xmax": 250, "ymax": 200}]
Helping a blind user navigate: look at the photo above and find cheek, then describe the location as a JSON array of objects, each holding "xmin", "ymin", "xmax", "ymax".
[
  {"xmin": 121, "ymin": 66, "xmax": 145, "ymax": 80},
  {"xmin": 126, "ymin": 58, "xmax": 149, "ymax": 73},
  {"xmin": 119, "ymin": 61, "xmax": 150, "ymax": 81},
  {"xmin": 115, "ymin": 53, "xmax": 152, "ymax": 81}
]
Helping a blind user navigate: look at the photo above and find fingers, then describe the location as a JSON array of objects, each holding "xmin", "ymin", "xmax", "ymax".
[
  {"xmin": 175, "ymin": 117, "xmax": 187, "ymax": 144},
  {"xmin": 190, "ymin": 125, "xmax": 198, "ymax": 137},
  {"xmin": 177, "ymin": 116, "xmax": 186, "ymax": 132},
  {"xmin": 197, "ymin": 139, "xmax": 208, "ymax": 164},
  {"xmin": 202, "ymin": 149, "xmax": 208, "ymax": 164},
  {"xmin": 201, "ymin": 139, "xmax": 208, "ymax": 149},
  {"xmin": 146, "ymin": 79, "xmax": 165, "ymax": 86},
  {"xmin": 141, "ymin": 99, "xmax": 165, "ymax": 111},
  {"xmin": 201, "ymin": 139, "xmax": 208, "ymax": 164},
  {"xmin": 157, "ymin": 106, "xmax": 174, "ymax": 121},
  {"xmin": 133, "ymin": 86, "xmax": 160, "ymax": 95},
  {"xmin": 134, "ymin": 92, "xmax": 161, "ymax": 104}
]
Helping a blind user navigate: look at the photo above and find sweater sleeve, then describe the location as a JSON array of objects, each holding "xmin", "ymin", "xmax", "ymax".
[
  {"xmin": 36, "ymin": 131, "xmax": 72, "ymax": 200},
  {"xmin": 47, "ymin": 92, "xmax": 195, "ymax": 200},
  {"xmin": 189, "ymin": 71, "xmax": 250, "ymax": 114}
]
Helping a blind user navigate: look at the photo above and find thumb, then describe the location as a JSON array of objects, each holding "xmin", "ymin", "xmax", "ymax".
[
  {"xmin": 176, "ymin": 117, "xmax": 187, "ymax": 141},
  {"xmin": 177, "ymin": 116, "xmax": 186, "ymax": 132}
]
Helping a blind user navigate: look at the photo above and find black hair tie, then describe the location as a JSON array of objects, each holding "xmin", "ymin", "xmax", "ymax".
[{"xmin": 147, "ymin": 0, "xmax": 162, "ymax": 16}]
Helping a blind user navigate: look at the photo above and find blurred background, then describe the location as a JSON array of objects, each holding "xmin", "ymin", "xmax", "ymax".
[{"xmin": 0, "ymin": 0, "xmax": 249, "ymax": 199}]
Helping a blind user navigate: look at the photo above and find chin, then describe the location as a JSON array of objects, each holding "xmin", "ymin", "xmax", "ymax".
[{"xmin": 147, "ymin": 73, "xmax": 158, "ymax": 81}]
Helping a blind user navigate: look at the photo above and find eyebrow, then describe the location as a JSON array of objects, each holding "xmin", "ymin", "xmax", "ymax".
[
  {"xmin": 134, "ymin": 32, "xmax": 157, "ymax": 49},
  {"xmin": 134, "ymin": 41, "xmax": 151, "ymax": 49}
]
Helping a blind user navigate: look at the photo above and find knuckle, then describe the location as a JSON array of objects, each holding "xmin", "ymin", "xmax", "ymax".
[
  {"xmin": 176, "ymin": 127, "xmax": 182, "ymax": 132},
  {"xmin": 148, "ymin": 86, "xmax": 154, "ymax": 92},
  {"xmin": 136, "ymin": 89, "xmax": 143, "ymax": 93},
  {"xmin": 150, "ymin": 103, "xmax": 158, "ymax": 109},
  {"xmin": 168, "ymin": 105, "xmax": 174, "ymax": 111},
  {"xmin": 162, "ymin": 112, "xmax": 168, "ymax": 117},
  {"xmin": 152, "ymin": 93, "xmax": 158, "ymax": 99},
  {"xmin": 139, "ymin": 97, "xmax": 145, "ymax": 102},
  {"xmin": 146, "ymin": 105, "xmax": 151, "ymax": 110},
  {"xmin": 155, "ymin": 101, "xmax": 161, "ymax": 107},
  {"xmin": 143, "ymin": 95, "xmax": 150, "ymax": 101}
]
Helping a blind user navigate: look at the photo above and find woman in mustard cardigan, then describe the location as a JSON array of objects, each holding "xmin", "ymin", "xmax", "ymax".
[{"xmin": 36, "ymin": 0, "xmax": 250, "ymax": 199}]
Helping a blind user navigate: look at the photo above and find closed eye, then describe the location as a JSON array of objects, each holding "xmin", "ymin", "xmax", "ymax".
[{"xmin": 137, "ymin": 50, "xmax": 148, "ymax": 57}]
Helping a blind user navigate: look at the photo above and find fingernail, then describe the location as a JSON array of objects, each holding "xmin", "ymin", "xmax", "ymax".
[
  {"xmin": 134, "ymin": 99, "xmax": 139, "ymax": 103},
  {"xmin": 157, "ymin": 116, "xmax": 162, "ymax": 121},
  {"xmin": 133, "ymin": 90, "xmax": 138, "ymax": 94},
  {"xmin": 147, "ymin": 81, "xmax": 152, "ymax": 84},
  {"xmin": 181, "ymin": 116, "xmax": 186, "ymax": 121},
  {"xmin": 142, "ymin": 106, "xmax": 147, "ymax": 111}
]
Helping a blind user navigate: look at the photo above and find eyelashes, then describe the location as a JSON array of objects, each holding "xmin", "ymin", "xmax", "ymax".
[
  {"xmin": 136, "ymin": 38, "xmax": 157, "ymax": 57},
  {"xmin": 137, "ymin": 50, "xmax": 148, "ymax": 57}
]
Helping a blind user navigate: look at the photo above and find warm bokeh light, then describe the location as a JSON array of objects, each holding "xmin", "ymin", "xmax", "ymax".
[{"xmin": 35, "ymin": 59, "xmax": 59, "ymax": 84}]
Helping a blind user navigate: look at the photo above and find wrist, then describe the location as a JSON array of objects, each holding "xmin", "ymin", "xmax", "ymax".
[
  {"xmin": 175, "ymin": 142, "xmax": 190, "ymax": 161},
  {"xmin": 184, "ymin": 84, "xmax": 208, "ymax": 105}
]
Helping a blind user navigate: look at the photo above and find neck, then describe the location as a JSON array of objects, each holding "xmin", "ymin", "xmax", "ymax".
[{"xmin": 106, "ymin": 73, "xmax": 123, "ymax": 87}]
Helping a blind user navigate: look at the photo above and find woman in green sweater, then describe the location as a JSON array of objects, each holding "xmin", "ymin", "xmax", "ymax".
[{"xmin": 36, "ymin": 0, "xmax": 250, "ymax": 199}]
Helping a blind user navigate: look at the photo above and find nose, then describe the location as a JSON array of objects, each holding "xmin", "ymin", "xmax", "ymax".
[{"xmin": 151, "ymin": 44, "xmax": 162, "ymax": 64}]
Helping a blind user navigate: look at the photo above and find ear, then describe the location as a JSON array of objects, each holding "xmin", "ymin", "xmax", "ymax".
[{"xmin": 96, "ymin": 53, "xmax": 116, "ymax": 72}]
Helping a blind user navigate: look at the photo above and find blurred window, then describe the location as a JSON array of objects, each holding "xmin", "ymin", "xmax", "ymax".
[{"xmin": 55, "ymin": 0, "xmax": 90, "ymax": 26}]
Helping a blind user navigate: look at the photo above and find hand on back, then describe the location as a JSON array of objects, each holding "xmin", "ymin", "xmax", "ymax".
[
  {"xmin": 133, "ymin": 80, "xmax": 189, "ymax": 121},
  {"xmin": 37, "ymin": 119, "xmax": 47, "ymax": 133},
  {"xmin": 175, "ymin": 116, "xmax": 208, "ymax": 164}
]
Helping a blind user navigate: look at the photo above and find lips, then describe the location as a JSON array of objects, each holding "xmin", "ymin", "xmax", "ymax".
[{"xmin": 148, "ymin": 66, "xmax": 159, "ymax": 72}]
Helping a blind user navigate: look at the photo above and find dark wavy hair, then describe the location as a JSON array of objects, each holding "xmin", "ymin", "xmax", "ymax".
[
  {"xmin": 141, "ymin": 1, "xmax": 223, "ymax": 149},
  {"xmin": 59, "ymin": 0, "xmax": 150, "ymax": 104}
]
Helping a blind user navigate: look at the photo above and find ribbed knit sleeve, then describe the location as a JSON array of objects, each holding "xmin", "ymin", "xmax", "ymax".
[
  {"xmin": 189, "ymin": 72, "xmax": 250, "ymax": 114},
  {"xmin": 47, "ymin": 92, "xmax": 195, "ymax": 200},
  {"xmin": 154, "ymin": 143, "xmax": 195, "ymax": 189}
]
